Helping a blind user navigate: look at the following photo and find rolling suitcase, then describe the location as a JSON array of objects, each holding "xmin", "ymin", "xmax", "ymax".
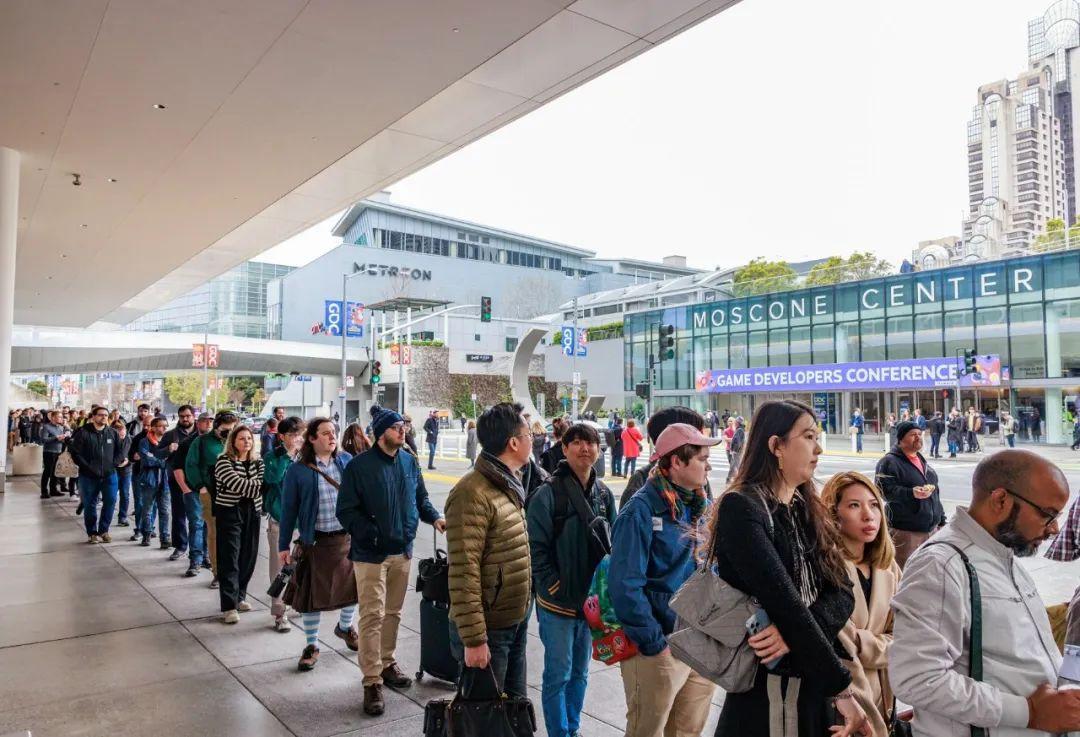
[{"xmin": 415, "ymin": 529, "xmax": 460, "ymax": 683}]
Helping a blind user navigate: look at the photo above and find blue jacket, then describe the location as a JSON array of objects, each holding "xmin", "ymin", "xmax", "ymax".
[
  {"xmin": 608, "ymin": 478, "xmax": 704, "ymax": 656},
  {"xmin": 336, "ymin": 446, "xmax": 442, "ymax": 563},
  {"xmin": 851, "ymin": 415, "xmax": 864, "ymax": 433},
  {"xmin": 278, "ymin": 452, "xmax": 352, "ymax": 550},
  {"xmin": 136, "ymin": 436, "xmax": 170, "ymax": 492}
]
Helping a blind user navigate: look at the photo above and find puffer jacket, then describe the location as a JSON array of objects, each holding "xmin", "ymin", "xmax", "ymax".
[{"xmin": 445, "ymin": 452, "xmax": 532, "ymax": 647}]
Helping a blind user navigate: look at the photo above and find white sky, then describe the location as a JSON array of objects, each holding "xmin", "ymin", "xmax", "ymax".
[{"xmin": 256, "ymin": 0, "xmax": 1051, "ymax": 272}]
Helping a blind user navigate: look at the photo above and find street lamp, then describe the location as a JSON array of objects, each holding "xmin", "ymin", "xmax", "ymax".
[{"xmin": 341, "ymin": 268, "xmax": 366, "ymax": 423}]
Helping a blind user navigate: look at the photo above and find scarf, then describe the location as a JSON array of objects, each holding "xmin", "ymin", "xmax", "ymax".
[
  {"xmin": 650, "ymin": 466, "xmax": 707, "ymax": 522},
  {"xmin": 475, "ymin": 451, "xmax": 526, "ymax": 506}
]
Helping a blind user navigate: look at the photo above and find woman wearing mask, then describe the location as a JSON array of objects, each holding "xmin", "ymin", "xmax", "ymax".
[
  {"xmin": 710, "ymin": 400, "xmax": 869, "ymax": 737},
  {"xmin": 279, "ymin": 418, "xmax": 357, "ymax": 671},
  {"xmin": 820, "ymin": 472, "xmax": 901, "ymax": 737},
  {"xmin": 621, "ymin": 418, "xmax": 643, "ymax": 477},
  {"xmin": 214, "ymin": 425, "xmax": 265, "ymax": 624},
  {"xmin": 531, "ymin": 420, "xmax": 548, "ymax": 463},
  {"xmin": 263, "ymin": 416, "xmax": 305, "ymax": 632}
]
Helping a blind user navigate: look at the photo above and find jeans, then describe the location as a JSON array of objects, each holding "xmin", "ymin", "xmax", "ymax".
[
  {"xmin": 133, "ymin": 480, "xmax": 157, "ymax": 532},
  {"xmin": 138, "ymin": 480, "xmax": 170, "ymax": 541},
  {"xmin": 1006, "ymin": 434, "xmax": 1016, "ymax": 447},
  {"xmin": 537, "ymin": 607, "xmax": 591, "ymax": 737},
  {"xmin": 168, "ymin": 472, "xmax": 188, "ymax": 551},
  {"xmin": 41, "ymin": 451, "xmax": 60, "ymax": 496},
  {"xmin": 215, "ymin": 500, "xmax": 260, "ymax": 612},
  {"xmin": 184, "ymin": 491, "xmax": 207, "ymax": 566},
  {"xmin": 427, "ymin": 441, "xmax": 437, "ymax": 469},
  {"xmin": 449, "ymin": 600, "xmax": 532, "ymax": 699},
  {"xmin": 612, "ymin": 452, "xmax": 623, "ymax": 476},
  {"xmin": 625, "ymin": 456, "xmax": 638, "ymax": 476},
  {"xmin": 929, "ymin": 434, "xmax": 941, "ymax": 457},
  {"xmin": 80, "ymin": 473, "xmax": 118, "ymax": 536},
  {"xmin": 116, "ymin": 471, "xmax": 132, "ymax": 522},
  {"xmin": 948, "ymin": 439, "xmax": 958, "ymax": 456},
  {"xmin": 856, "ymin": 433, "xmax": 863, "ymax": 452}
]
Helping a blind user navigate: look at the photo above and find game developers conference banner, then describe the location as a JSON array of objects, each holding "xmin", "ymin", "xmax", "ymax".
[{"xmin": 696, "ymin": 355, "xmax": 1003, "ymax": 394}]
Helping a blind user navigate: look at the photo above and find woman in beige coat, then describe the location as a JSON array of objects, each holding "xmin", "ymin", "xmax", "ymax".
[{"xmin": 821, "ymin": 471, "xmax": 902, "ymax": 737}]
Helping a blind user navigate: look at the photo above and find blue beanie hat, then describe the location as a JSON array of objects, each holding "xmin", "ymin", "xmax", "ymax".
[{"xmin": 370, "ymin": 405, "xmax": 404, "ymax": 441}]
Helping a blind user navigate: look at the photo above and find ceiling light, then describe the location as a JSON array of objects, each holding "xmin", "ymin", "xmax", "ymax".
[
  {"xmin": 106, "ymin": 177, "xmax": 117, "ymax": 183},
  {"xmin": 452, "ymin": 27, "xmax": 460, "ymax": 32},
  {"xmin": 80, "ymin": 224, "xmax": 87, "ymax": 228},
  {"xmin": 153, "ymin": 103, "xmax": 166, "ymax": 109}
]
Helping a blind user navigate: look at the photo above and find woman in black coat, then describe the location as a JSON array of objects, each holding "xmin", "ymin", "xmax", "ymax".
[
  {"xmin": 710, "ymin": 400, "xmax": 868, "ymax": 737},
  {"xmin": 946, "ymin": 409, "xmax": 964, "ymax": 458}
]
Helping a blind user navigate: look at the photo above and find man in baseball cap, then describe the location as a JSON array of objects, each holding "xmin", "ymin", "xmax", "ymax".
[{"xmin": 608, "ymin": 422, "xmax": 723, "ymax": 736}]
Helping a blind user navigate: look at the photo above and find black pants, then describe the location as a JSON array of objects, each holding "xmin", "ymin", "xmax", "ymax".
[
  {"xmin": 41, "ymin": 451, "xmax": 60, "ymax": 496},
  {"xmin": 215, "ymin": 500, "xmax": 260, "ymax": 612},
  {"xmin": 169, "ymin": 471, "xmax": 189, "ymax": 551},
  {"xmin": 930, "ymin": 434, "xmax": 941, "ymax": 457}
]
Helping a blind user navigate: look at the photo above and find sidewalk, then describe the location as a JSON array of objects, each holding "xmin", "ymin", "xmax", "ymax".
[{"xmin": 819, "ymin": 433, "xmax": 1080, "ymax": 464}]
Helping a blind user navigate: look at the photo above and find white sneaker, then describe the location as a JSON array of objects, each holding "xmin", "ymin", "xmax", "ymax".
[
  {"xmin": 222, "ymin": 610, "xmax": 239, "ymax": 625},
  {"xmin": 237, "ymin": 600, "xmax": 252, "ymax": 612},
  {"xmin": 274, "ymin": 616, "xmax": 291, "ymax": 632}
]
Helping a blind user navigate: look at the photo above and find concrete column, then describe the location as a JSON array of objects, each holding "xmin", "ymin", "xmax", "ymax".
[
  {"xmin": 0, "ymin": 148, "xmax": 19, "ymax": 487},
  {"xmin": 1046, "ymin": 304, "xmax": 1064, "ymax": 444},
  {"xmin": 835, "ymin": 324, "xmax": 849, "ymax": 363},
  {"xmin": 1046, "ymin": 387, "xmax": 1064, "ymax": 444}
]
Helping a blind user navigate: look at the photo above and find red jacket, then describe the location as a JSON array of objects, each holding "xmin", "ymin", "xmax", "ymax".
[{"xmin": 622, "ymin": 426, "xmax": 644, "ymax": 459}]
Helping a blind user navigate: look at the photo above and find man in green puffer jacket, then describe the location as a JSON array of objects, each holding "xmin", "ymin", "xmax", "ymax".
[{"xmin": 445, "ymin": 402, "xmax": 533, "ymax": 699}]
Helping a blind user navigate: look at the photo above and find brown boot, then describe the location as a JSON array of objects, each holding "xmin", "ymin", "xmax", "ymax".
[
  {"xmin": 363, "ymin": 684, "xmax": 385, "ymax": 716},
  {"xmin": 333, "ymin": 624, "xmax": 359, "ymax": 651},
  {"xmin": 297, "ymin": 644, "xmax": 319, "ymax": 672},
  {"xmin": 380, "ymin": 662, "xmax": 413, "ymax": 688}
]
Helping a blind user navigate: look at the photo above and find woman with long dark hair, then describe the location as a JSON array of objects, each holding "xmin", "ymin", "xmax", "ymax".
[
  {"xmin": 709, "ymin": 400, "xmax": 870, "ymax": 737},
  {"xmin": 340, "ymin": 422, "xmax": 370, "ymax": 456}
]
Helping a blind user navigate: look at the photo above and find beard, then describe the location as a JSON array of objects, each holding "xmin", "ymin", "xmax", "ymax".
[{"xmin": 993, "ymin": 505, "xmax": 1042, "ymax": 557}]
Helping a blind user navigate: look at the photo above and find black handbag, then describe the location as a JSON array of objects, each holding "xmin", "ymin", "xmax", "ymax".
[
  {"xmin": 417, "ymin": 545, "xmax": 451, "ymax": 605},
  {"xmin": 924, "ymin": 542, "xmax": 985, "ymax": 737},
  {"xmin": 423, "ymin": 666, "xmax": 536, "ymax": 737}
]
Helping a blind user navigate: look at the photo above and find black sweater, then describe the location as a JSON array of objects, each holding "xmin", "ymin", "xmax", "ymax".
[
  {"xmin": 875, "ymin": 447, "xmax": 945, "ymax": 533},
  {"xmin": 712, "ymin": 489, "xmax": 853, "ymax": 697}
]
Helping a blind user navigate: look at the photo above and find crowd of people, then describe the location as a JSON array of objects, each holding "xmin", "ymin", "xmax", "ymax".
[{"xmin": 17, "ymin": 396, "xmax": 1080, "ymax": 737}]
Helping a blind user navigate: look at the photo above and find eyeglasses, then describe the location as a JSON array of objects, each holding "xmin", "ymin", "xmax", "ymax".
[
  {"xmin": 1002, "ymin": 488, "xmax": 1062, "ymax": 528},
  {"xmin": 389, "ymin": 422, "xmax": 406, "ymax": 432}
]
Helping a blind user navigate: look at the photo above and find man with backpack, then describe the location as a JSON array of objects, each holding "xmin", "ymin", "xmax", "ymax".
[{"xmin": 527, "ymin": 423, "xmax": 615, "ymax": 737}]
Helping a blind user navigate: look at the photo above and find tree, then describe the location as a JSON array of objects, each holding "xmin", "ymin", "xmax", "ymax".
[
  {"xmin": 1032, "ymin": 218, "xmax": 1080, "ymax": 252},
  {"xmin": 164, "ymin": 372, "xmax": 229, "ymax": 410},
  {"xmin": 805, "ymin": 251, "xmax": 893, "ymax": 286},
  {"xmin": 26, "ymin": 379, "xmax": 48, "ymax": 397},
  {"xmin": 731, "ymin": 258, "xmax": 798, "ymax": 296}
]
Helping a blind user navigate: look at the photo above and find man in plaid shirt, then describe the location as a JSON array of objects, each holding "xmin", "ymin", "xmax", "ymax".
[{"xmin": 1047, "ymin": 494, "xmax": 1080, "ymax": 646}]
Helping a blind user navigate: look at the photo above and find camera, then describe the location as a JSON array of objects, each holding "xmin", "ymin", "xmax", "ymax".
[{"xmin": 267, "ymin": 563, "xmax": 294, "ymax": 598}]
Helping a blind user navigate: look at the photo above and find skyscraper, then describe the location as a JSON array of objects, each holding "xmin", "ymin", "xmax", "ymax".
[{"xmin": 964, "ymin": 66, "xmax": 1066, "ymax": 255}]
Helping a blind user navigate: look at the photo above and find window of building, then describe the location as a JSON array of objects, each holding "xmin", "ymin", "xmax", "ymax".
[
  {"xmin": 748, "ymin": 331, "xmax": 768, "ymax": 368},
  {"xmin": 860, "ymin": 319, "xmax": 886, "ymax": 361},
  {"xmin": 914, "ymin": 312, "xmax": 943, "ymax": 358},
  {"xmin": 1010, "ymin": 303, "xmax": 1045, "ymax": 378},
  {"xmin": 728, "ymin": 332, "xmax": 748, "ymax": 369},
  {"xmin": 505, "ymin": 337, "xmax": 518, "ymax": 352},
  {"xmin": 886, "ymin": 316, "xmax": 914, "ymax": 359},
  {"xmin": 474, "ymin": 333, "xmax": 481, "ymax": 342},
  {"xmin": 789, "ymin": 326, "xmax": 812, "ymax": 366},
  {"xmin": 812, "ymin": 324, "xmax": 835, "ymax": 363},
  {"xmin": 944, "ymin": 310, "xmax": 975, "ymax": 357},
  {"xmin": 768, "ymin": 328, "xmax": 789, "ymax": 366}
]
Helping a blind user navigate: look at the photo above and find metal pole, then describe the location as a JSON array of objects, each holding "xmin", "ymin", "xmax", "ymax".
[
  {"xmin": 301, "ymin": 377, "xmax": 306, "ymax": 419},
  {"xmin": 341, "ymin": 272, "xmax": 347, "ymax": 424},
  {"xmin": 395, "ymin": 311, "xmax": 402, "ymax": 414},
  {"xmin": 202, "ymin": 328, "xmax": 209, "ymax": 414},
  {"xmin": 571, "ymin": 296, "xmax": 579, "ymax": 421},
  {"xmin": 404, "ymin": 307, "xmax": 412, "ymax": 417}
]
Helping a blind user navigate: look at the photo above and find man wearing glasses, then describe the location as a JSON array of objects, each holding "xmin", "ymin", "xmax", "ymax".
[
  {"xmin": 337, "ymin": 405, "xmax": 444, "ymax": 717},
  {"xmin": 891, "ymin": 449, "xmax": 1080, "ymax": 736},
  {"xmin": 69, "ymin": 406, "xmax": 124, "ymax": 543}
]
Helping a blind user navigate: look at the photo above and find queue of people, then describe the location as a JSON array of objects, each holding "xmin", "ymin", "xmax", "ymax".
[{"xmin": 37, "ymin": 395, "xmax": 1080, "ymax": 737}]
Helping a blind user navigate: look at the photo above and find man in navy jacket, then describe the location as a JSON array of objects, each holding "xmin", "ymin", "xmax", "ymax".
[{"xmin": 336, "ymin": 406, "xmax": 445, "ymax": 716}]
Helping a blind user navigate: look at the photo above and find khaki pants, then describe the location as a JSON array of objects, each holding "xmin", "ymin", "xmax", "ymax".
[
  {"xmin": 267, "ymin": 517, "xmax": 285, "ymax": 618},
  {"xmin": 353, "ymin": 555, "xmax": 412, "ymax": 686},
  {"xmin": 891, "ymin": 528, "xmax": 931, "ymax": 570},
  {"xmin": 200, "ymin": 491, "xmax": 217, "ymax": 574},
  {"xmin": 620, "ymin": 649, "xmax": 715, "ymax": 737}
]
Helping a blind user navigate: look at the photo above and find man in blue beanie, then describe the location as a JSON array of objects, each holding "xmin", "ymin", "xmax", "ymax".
[{"xmin": 337, "ymin": 405, "xmax": 445, "ymax": 716}]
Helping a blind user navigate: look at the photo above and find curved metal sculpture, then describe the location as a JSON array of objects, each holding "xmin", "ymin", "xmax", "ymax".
[{"xmin": 510, "ymin": 327, "xmax": 545, "ymax": 420}]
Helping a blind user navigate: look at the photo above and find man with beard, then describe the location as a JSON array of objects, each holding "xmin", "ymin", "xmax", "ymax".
[
  {"xmin": 890, "ymin": 449, "xmax": 1080, "ymax": 736},
  {"xmin": 160, "ymin": 405, "xmax": 198, "ymax": 561}
]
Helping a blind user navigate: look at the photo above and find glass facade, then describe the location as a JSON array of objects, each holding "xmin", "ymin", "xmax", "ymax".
[
  {"xmin": 125, "ymin": 261, "xmax": 293, "ymax": 339},
  {"xmin": 625, "ymin": 251, "xmax": 1080, "ymax": 392}
]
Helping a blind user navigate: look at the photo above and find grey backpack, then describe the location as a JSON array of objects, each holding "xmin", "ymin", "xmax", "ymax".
[{"xmin": 668, "ymin": 489, "xmax": 774, "ymax": 693}]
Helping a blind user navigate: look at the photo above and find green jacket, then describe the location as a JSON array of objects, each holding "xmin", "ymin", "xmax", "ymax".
[
  {"xmin": 184, "ymin": 433, "xmax": 224, "ymax": 494},
  {"xmin": 262, "ymin": 445, "xmax": 293, "ymax": 521},
  {"xmin": 526, "ymin": 462, "xmax": 615, "ymax": 618}
]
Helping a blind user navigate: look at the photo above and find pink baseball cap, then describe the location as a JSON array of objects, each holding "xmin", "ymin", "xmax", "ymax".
[{"xmin": 650, "ymin": 422, "xmax": 723, "ymax": 462}]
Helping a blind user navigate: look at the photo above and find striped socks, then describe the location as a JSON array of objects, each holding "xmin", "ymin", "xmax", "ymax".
[{"xmin": 301, "ymin": 606, "xmax": 357, "ymax": 647}]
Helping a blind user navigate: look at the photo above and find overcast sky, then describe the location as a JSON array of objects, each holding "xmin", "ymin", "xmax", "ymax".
[{"xmin": 257, "ymin": 0, "xmax": 1051, "ymax": 272}]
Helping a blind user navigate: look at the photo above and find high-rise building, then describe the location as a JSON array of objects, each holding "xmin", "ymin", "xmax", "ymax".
[
  {"xmin": 125, "ymin": 260, "xmax": 293, "ymax": 339},
  {"xmin": 964, "ymin": 66, "xmax": 1066, "ymax": 256},
  {"xmin": 1029, "ymin": 0, "xmax": 1080, "ymax": 221}
]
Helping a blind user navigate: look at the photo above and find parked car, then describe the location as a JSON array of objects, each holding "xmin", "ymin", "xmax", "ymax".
[{"xmin": 249, "ymin": 417, "xmax": 267, "ymax": 433}]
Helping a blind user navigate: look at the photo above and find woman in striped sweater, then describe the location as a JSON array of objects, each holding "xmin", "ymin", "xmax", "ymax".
[{"xmin": 214, "ymin": 425, "xmax": 265, "ymax": 624}]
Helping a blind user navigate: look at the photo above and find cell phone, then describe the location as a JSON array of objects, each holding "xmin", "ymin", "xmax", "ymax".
[{"xmin": 745, "ymin": 608, "xmax": 782, "ymax": 670}]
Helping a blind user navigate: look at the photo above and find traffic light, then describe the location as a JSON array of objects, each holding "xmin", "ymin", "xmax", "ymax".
[
  {"xmin": 635, "ymin": 382, "xmax": 650, "ymax": 399},
  {"xmin": 962, "ymin": 349, "xmax": 976, "ymax": 376},
  {"xmin": 480, "ymin": 296, "xmax": 492, "ymax": 323},
  {"xmin": 941, "ymin": 388, "xmax": 951, "ymax": 399},
  {"xmin": 371, "ymin": 360, "xmax": 382, "ymax": 384},
  {"xmin": 657, "ymin": 324, "xmax": 675, "ymax": 361}
]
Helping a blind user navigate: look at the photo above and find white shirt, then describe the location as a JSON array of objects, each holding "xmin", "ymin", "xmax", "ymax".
[{"xmin": 889, "ymin": 507, "xmax": 1063, "ymax": 737}]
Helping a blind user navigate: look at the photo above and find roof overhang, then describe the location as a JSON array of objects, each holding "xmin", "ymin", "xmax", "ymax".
[{"xmin": 4, "ymin": 0, "xmax": 743, "ymax": 328}]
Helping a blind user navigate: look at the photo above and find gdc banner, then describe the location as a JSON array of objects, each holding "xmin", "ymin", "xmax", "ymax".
[{"xmin": 695, "ymin": 355, "xmax": 1002, "ymax": 394}]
